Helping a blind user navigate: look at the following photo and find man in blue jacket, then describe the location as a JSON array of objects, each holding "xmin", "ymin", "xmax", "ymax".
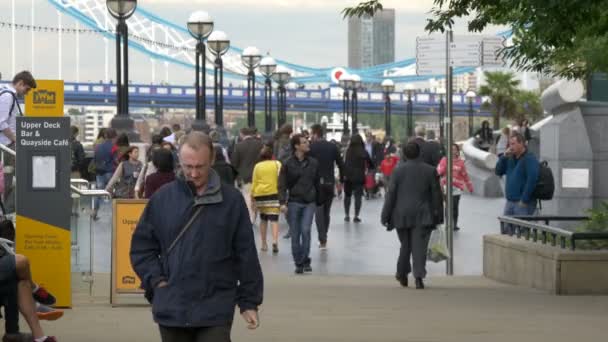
[
  {"xmin": 131, "ymin": 132, "xmax": 263, "ymax": 342},
  {"xmin": 495, "ymin": 131, "xmax": 539, "ymax": 224}
]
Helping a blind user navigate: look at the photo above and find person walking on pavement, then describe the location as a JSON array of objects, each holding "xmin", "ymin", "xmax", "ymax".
[
  {"xmin": 343, "ymin": 134, "xmax": 373, "ymax": 223},
  {"xmin": 278, "ymin": 134, "xmax": 321, "ymax": 274},
  {"xmin": 131, "ymin": 132, "xmax": 263, "ymax": 342},
  {"xmin": 495, "ymin": 131, "xmax": 539, "ymax": 233},
  {"xmin": 413, "ymin": 126, "xmax": 442, "ymax": 167},
  {"xmin": 381, "ymin": 142, "xmax": 444, "ymax": 289},
  {"xmin": 251, "ymin": 144, "xmax": 282, "ymax": 254},
  {"xmin": 437, "ymin": 144, "xmax": 474, "ymax": 231},
  {"xmin": 308, "ymin": 124, "xmax": 344, "ymax": 250},
  {"xmin": 231, "ymin": 127, "xmax": 264, "ymax": 223},
  {"xmin": 92, "ymin": 128, "xmax": 118, "ymax": 220},
  {"xmin": 0, "ymin": 71, "xmax": 36, "ymax": 212},
  {"xmin": 105, "ymin": 146, "xmax": 143, "ymax": 199}
]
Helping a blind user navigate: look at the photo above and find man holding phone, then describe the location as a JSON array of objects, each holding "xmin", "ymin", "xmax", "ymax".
[{"xmin": 495, "ymin": 132, "xmax": 539, "ymax": 226}]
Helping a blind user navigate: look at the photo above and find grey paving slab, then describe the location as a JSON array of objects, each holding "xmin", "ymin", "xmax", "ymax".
[{"xmin": 71, "ymin": 193, "xmax": 505, "ymax": 276}]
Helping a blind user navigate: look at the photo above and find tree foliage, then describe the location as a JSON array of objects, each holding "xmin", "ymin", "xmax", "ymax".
[
  {"xmin": 478, "ymin": 71, "xmax": 519, "ymax": 129},
  {"xmin": 343, "ymin": 0, "xmax": 608, "ymax": 79}
]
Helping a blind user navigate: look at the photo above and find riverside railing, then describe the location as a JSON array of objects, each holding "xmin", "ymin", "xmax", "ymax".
[{"xmin": 498, "ymin": 215, "xmax": 608, "ymax": 250}]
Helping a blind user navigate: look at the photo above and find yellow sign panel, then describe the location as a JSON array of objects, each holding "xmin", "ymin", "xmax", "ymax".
[
  {"xmin": 112, "ymin": 199, "xmax": 147, "ymax": 294},
  {"xmin": 15, "ymin": 215, "xmax": 71, "ymax": 307},
  {"xmin": 24, "ymin": 80, "xmax": 64, "ymax": 117}
]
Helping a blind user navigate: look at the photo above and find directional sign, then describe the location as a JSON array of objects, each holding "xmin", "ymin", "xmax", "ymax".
[
  {"xmin": 416, "ymin": 35, "xmax": 485, "ymax": 75},
  {"xmin": 482, "ymin": 37, "xmax": 507, "ymax": 66},
  {"xmin": 449, "ymin": 41, "xmax": 482, "ymax": 67}
]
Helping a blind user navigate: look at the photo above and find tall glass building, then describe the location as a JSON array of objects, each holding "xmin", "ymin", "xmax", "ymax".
[{"xmin": 348, "ymin": 9, "xmax": 395, "ymax": 69}]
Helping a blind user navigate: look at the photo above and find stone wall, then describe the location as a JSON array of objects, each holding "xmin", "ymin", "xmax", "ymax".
[{"xmin": 483, "ymin": 234, "xmax": 608, "ymax": 295}]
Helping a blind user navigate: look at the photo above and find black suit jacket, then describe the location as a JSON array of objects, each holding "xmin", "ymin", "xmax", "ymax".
[
  {"xmin": 381, "ymin": 159, "xmax": 444, "ymax": 230},
  {"xmin": 414, "ymin": 137, "xmax": 442, "ymax": 167}
]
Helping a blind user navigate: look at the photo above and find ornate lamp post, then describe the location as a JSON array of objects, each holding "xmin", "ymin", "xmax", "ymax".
[
  {"xmin": 259, "ymin": 54, "xmax": 277, "ymax": 133},
  {"xmin": 381, "ymin": 79, "xmax": 395, "ymax": 138},
  {"xmin": 405, "ymin": 83, "xmax": 415, "ymax": 139},
  {"xmin": 207, "ymin": 30, "xmax": 230, "ymax": 127},
  {"xmin": 272, "ymin": 66, "xmax": 291, "ymax": 128},
  {"xmin": 106, "ymin": 0, "xmax": 137, "ymax": 138},
  {"xmin": 351, "ymin": 74, "xmax": 361, "ymax": 134},
  {"xmin": 465, "ymin": 90, "xmax": 476, "ymax": 137},
  {"xmin": 339, "ymin": 74, "xmax": 352, "ymax": 136},
  {"xmin": 241, "ymin": 46, "xmax": 262, "ymax": 128},
  {"xmin": 187, "ymin": 11, "xmax": 214, "ymax": 131}
]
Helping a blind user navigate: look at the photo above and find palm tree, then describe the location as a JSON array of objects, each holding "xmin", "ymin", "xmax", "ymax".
[{"xmin": 479, "ymin": 71, "xmax": 520, "ymax": 129}]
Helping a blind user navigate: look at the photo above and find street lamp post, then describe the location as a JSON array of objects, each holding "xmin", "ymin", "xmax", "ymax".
[
  {"xmin": 339, "ymin": 74, "xmax": 352, "ymax": 136},
  {"xmin": 272, "ymin": 66, "xmax": 290, "ymax": 128},
  {"xmin": 437, "ymin": 87, "xmax": 446, "ymax": 142},
  {"xmin": 187, "ymin": 11, "xmax": 214, "ymax": 131},
  {"xmin": 465, "ymin": 90, "xmax": 476, "ymax": 137},
  {"xmin": 405, "ymin": 83, "xmax": 415, "ymax": 139},
  {"xmin": 351, "ymin": 75, "xmax": 361, "ymax": 134},
  {"xmin": 106, "ymin": 0, "xmax": 137, "ymax": 139},
  {"xmin": 381, "ymin": 79, "xmax": 394, "ymax": 138},
  {"xmin": 241, "ymin": 46, "xmax": 262, "ymax": 128},
  {"xmin": 259, "ymin": 54, "xmax": 277, "ymax": 133},
  {"xmin": 207, "ymin": 30, "xmax": 230, "ymax": 127}
]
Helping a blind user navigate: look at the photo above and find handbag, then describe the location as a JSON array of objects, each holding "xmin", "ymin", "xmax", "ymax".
[{"xmin": 143, "ymin": 205, "xmax": 204, "ymax": 303}]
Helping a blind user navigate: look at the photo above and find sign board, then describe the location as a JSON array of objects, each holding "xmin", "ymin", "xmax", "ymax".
[
  {"xmin": 111, "ymin": 200, "xmax": 147, "ymax": 303},
  {"xmin": 15, "ymin": 117, "xmax": 71, "ymax": 307},
  {"xmin": 449, "ymin": 42, "xmax": 482, "ymax": 67},
  {"xmin": 24, "ymin": 80, "xmax": 64, "ymax": 117},
  {"xmin": 482, "ymin": 37, "xmax": 507, "ymax": 67},
  {"xmin": 562, "ymin": 168, "xmax": 590, "ymax": 189}
]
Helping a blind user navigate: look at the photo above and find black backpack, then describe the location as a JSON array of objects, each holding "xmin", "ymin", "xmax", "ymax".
[{"xmin": 533, "ymin": 160, "xmax": 555, "ymax": 201}]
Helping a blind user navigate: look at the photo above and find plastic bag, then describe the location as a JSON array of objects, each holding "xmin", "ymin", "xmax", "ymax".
[{"xmin": 427, "ymin": 225, "xmax": 449, "ymax": 263}]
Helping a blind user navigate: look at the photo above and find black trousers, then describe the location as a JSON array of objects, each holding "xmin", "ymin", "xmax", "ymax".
[
  {"xmin": 159, "ymin": 324, "xmax": 232, "ymax": 342},
  {"xmin": 445, "ymin": 195, "xmax": 461, "ymax": 228},
  {"xmin": 315, "ymin": 197, "xmax": 333, "ymax": 244},
  {"xmin": 396, "ymin": 226, "xmax": 432, "ymax": 279},
  {"xmin": 343, "ymin": 182, "xmax": 363, "ymax": 217}
]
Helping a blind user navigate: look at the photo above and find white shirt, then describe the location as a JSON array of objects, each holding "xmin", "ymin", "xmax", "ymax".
[{"xmin": 0, "ymin": 85, "xmax": 20, "ymax": 146}]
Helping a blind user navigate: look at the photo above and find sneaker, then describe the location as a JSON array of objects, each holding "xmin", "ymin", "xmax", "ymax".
[
  {"xmin": 272, "ymin": 243, "xmax": 279, "ymax": 254},
  {"xmin": 303, "ymin": 265, "xmax": 312, "ymax": 273},
  {"xmin": 319, "ymin": 242, "xmax": 327, "ymax": 250},
  {"xmin": 36, "ymin": 304, "xmax": 64, "ymax": 321},
  {"xmin": 344, "ymin": 216, "xmax": 350, "ymax": 222},
  {"xmin": 454, "ymin": 226, "xmax": 461, "ymax": 231},
  {"xmin": 33, "ymin": 286, "xmax": 56, "ymax": 306},
  {"xmin": 283, "ymin": 233, "xmax": 291, "ymax": 239},
  {"xmin": 38, "ymin": 337, "xmax": 57, "ymax": 342},
  {"xmin": 353, "ymin": 217, "xmax": 361, "ymax": 223},
  {"xmin": 294, "ymin": 266, "xmax": 304, "ymax": 274}
]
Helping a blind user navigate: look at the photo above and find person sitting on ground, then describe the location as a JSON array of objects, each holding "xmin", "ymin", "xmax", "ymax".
[
  {"xmin": 0, "ymin": 248, "xmax": 58, "ymax": 342},
  {"xmin": 144, "ymin": 148, "xmax": 175, "ymax": 199}
]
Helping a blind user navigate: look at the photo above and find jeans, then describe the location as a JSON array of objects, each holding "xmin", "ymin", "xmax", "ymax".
[
  {"xmin": 287, "ymin": 202, "xmax": 316, "ymax": 266},
  {"xmin": 502, "ymin": 200, "xmax": 536, "ymax": 234},
  {"xmin": 159, "ymin": 324, "xmax": 232, "ymax": 342},
  {"xmin": 94, "ymin": 172, "xmax": 113, "ymax": 211}
]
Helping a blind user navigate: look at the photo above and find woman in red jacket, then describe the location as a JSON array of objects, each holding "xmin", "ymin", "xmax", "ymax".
[{"xmin": 437, "ymin": 144, "xmax": 473, "ymax": 231}]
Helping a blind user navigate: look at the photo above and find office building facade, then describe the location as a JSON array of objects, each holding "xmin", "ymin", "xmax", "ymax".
[{"xmin": 348, "ymin": 9, "xmax": 395, "ymax": 68}]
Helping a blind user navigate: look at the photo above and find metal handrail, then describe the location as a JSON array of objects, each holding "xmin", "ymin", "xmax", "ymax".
[
  {"xmin": 70, "ymin": 178, "xmax": 90, "ymax": 187},
  {"xmin": 0, "ymin": 238, "xmax": 15, "ymax": 256},
  {"xmin": 498, "ymin": 215, "xmax": 608, "ymax": 250},
  {"xmin": 70, "ymin": 185, "xmax": 110, "ymax": 198},
  {"xmin": 0, "ymin": 144, "xmax": 15, "ymax": 157}
]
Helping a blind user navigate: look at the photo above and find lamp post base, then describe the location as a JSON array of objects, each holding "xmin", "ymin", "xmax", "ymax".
[
  {"xmin": 191, "ymin": 119, "xmax": 211, "ymax": 133},
  {"xmin": 111, "ymin": 115, "xmax": 140, "ymax": 142}
]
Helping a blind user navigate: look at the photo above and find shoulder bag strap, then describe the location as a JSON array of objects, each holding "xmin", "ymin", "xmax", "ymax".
[
  {"xmin": 0, "ymin": 90, "xmax": 22, "ymax": 117},
  {"xmin": 166, "ymin": 205, "xmax": 204, "ymax": 255}
]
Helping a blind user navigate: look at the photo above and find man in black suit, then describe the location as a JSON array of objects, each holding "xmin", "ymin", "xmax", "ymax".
[
  {"xmin": 381, "ymin": 142, "xmax": 443, "ymax": 289},
  {"xmin": 308, "ymin": 124, "xmax": 344, "ymax": 249},
  {"xmin": 413, "ymin": 126, "xmax": 441, "ymax": 167}
]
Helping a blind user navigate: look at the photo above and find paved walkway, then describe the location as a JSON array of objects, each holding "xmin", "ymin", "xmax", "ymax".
[
  {"xmin": 72, "ymin": 193, "xmax": 505, "ymax": 276},
  {"xmin": 36, "ymin": 273, "xmax": 608, "ymax": 342}
]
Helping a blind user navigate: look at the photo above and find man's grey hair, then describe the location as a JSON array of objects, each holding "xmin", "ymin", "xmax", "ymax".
[
  {"xmin": 179, "ymin": 131, "xmax": 214, "ymax": 156},
  {"xmin": 415, "ymin": 125, "xmax": 426, "ymax": 138}
]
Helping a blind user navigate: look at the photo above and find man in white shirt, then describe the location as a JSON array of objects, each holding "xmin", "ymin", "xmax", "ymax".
[{"xmin": 0, "ymin": 71, "xmax": 37, "ymax": 210}]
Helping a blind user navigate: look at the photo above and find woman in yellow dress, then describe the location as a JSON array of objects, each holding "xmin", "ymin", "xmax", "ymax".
[{"xmin": 251, "ymin": 144, "xmax": 282, "ymax": 253}]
